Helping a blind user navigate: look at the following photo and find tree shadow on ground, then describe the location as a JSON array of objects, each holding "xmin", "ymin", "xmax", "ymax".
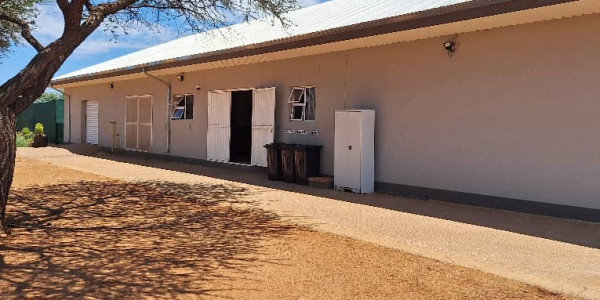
[
  {"xmin": 0, "ymin": 181, "xmax": 295, "ymax": 299},
  {"xmin": 62, "ymin": 144, "xmax": 600, "ymax": 249}
]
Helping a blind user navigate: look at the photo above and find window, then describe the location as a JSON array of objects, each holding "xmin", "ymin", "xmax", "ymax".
[
  {"xmin": 287, "ymin": 87, "xmax": 315, "ymax": 121},
  {"xmin": 171, "ymin": 94, "xmax": 194, "ymax": 120}
]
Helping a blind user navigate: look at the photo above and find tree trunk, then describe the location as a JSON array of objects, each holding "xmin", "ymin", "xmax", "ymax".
[
  {"xmin": 0, "ymin": 104, "xmax": 16, "ymax": 236},
  {"xmin": 0, "ymin": 7, "xmax": 106, "ymax": 237}
]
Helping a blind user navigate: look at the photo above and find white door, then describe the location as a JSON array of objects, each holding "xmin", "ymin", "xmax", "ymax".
[
  {"xmin": 125, "ymin": 96, "xmax": 153, "ymax": 152},
  {"xmin": 125, "ymin": 97, "xmax": 138, "ymax": 150},
  {"xmin": 207, "ymin": 91, "xmax": 232, "ymax": 162},
  {"xmin": 346, "ymin": 112, "xmax": 362, "ymax": 190},
  {"xmin": 137, "ymin": 96, "xmax": 153, "ymax": 152},
  {"xmin": 335, "ymin": 111, "xmax": 362, "ymax": 192},
  {"xmin": 85, "ymin": 101, "xmax": 99, "ymax": 145},
  {"xmin": 251, "ymin": 87, "xmax": 276, "ymax": 166}
]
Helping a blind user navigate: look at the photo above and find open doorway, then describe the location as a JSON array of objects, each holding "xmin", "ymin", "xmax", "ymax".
[
  {"xmin": 229, "ymin": 90, "xmax": 253, "ymax": 164},
  {"xmin": 207, "ymin": 87, "xmax": 275, "ymax": 166}
]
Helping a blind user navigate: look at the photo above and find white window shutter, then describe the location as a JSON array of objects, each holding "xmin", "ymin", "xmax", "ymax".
[
  {"xmin": 207, "ymin": 91, "xmax": 232, "ymax": 162},
  {"xmin": 251, "ymin": 87, "xmax": 276, "ymax": 167}
]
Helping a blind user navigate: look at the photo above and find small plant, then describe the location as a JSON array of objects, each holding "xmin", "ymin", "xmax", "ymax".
[
  {"xmin": 16, "ymin": 132, "xmax": 33, "ymax": 147},
  {"xmin": 34, "ymin": 123, "xmax": 45, "ymax": 136},
  {"xmin": 21, "ymin": 127, "xmax": 33, "ymax": 139},
  {"xmin": 31, "ymin": 123, "xmax": 48, "ymax": 148}
]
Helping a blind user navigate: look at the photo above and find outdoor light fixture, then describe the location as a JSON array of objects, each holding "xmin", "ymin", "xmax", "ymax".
[
  {"xmin": 443, "ymin": 34, "xmax": 458, "ymax": 57},
  {"xmin": 177, "ymin": 75, "xmax": 184, "ymax": 82},
  {"xmin": 108, "ymin": 83, "xmax": 114, "ymax": 89},
  {"xmin": 195, "ymin": 85, "xmax": 201, "ymax": 91}
]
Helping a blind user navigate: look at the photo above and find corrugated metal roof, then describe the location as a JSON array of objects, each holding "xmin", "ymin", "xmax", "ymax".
[{"xmin": 54, "ymin": 0, "xmax": 473, "ymax": 81}]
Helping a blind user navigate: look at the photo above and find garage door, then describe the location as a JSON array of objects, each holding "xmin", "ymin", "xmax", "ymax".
[{"xmin": 85, "ymin": 101, "xmax": 99, "ymax": 145}]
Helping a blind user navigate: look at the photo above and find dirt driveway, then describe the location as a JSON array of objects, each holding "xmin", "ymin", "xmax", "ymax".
[{"xmin": 0, "ymin": 156, "xmax": 573, "ymax": 299}]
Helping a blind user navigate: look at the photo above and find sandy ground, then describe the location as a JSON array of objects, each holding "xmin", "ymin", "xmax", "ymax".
[
  {"xmin": 17, "ymin": 146, "xmax": 600, "ymax": 299},
  {"xmin": 0, "ymin": 156, "xmax": 573, "ymax": 299}
]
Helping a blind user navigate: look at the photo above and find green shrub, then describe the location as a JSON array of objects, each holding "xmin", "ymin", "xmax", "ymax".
[
  {"xmin": 21, "ymin": 127, "xmax": 32, "ymax": 138},
  {"xmin": 34, "ymin": 123, "xmax": 44, "ymax": 136},
  {"xmin": 16, "ymin": 132, "xmax": 33, "ymax": 147}
]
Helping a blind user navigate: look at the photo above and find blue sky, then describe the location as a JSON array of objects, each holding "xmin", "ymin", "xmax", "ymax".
[{"xmin": 0, "ymin": 0, "xmax": 328, "ymax": 86}]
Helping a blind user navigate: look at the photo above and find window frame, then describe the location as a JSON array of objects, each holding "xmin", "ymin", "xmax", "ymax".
[
  {"xmin": 171, "ymin": 94, "xmax": 194, "ymax": 120},
  {"xmin": 287, "ymin": 87, "xmax": 306, "ymax": 104},
  {"xmin": 290, "ymin": 103, "xmax": 305, "ymax": 121},
  {"xmin": 288, "ymin": 86, "xmax": 315, "ymax": 122}
]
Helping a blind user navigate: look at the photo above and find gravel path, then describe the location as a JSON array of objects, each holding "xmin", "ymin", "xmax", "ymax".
[{"xmin": 18, "ymin": 146, "xmax": 600, "ymax": 299}]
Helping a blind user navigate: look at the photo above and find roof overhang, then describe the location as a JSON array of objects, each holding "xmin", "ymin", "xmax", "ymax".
[{"xmin": 52, "ymin": 0, "xmax": 599, "ymax": 88}]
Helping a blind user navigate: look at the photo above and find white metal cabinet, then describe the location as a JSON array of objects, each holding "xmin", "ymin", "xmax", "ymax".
[
  {"xmin": 334, "ymin": 110, "xmax": 375, "ymax": 194},
  {"xmin": 85, "ymin": 101, "xmax": 99, "ymax": 145}
]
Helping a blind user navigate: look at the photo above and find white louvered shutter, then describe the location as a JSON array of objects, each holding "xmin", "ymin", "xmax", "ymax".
[
  {"xmin": 207, "ymin": 91, "xmax": 232, "ymax": 162},
  {"xmin": 251, "ymin": 87, "xmax": 276, "ymax": 167}
]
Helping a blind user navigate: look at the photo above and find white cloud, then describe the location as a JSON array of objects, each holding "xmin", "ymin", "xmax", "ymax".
[
  {"xmin": 72, "ymin": 25, "xmax": 176, "ymax": 57},
  {"xmin": 31, "ymin": 4, "xmax": 177, "ymax": 57},
  {"xmin": 29, "ymin": 1, "xmax": 325, "ymax": 57},
  {"xmin": 33, "ymin": 4, "xmax": 64, "ymax": 44}
]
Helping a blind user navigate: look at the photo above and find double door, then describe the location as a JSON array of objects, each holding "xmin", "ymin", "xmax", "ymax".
[
  {"xmin": 207, "ymin": 88, "xmax": 276, "ymax": 167},
  {"xmin": 125, "ymin": 96, "xmax": 153, "ymax": 152}
]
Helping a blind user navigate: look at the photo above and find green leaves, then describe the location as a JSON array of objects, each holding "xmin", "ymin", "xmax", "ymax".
[
  {"xmin": 35, "ymin": 92, "xmax": 63, "ymax": 103},
  {"xmin": 0, "ymin": 0, "xmax": 44, "ymax": 56}
]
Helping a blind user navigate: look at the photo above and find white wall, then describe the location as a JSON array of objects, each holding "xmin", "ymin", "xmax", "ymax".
[{"xmin": 66, "ymin": 14, "xmax": 600, "ymax": 209}]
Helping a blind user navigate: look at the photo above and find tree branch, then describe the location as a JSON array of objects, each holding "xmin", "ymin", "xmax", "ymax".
[
  {"xmin": 83, "ymin": 0, "xmax": 94, "ymax": 13},
  {"xmin": 0, "ymin": 13, "xmax": 44, "ymax": 52},
  {"xmin": 56, "ymin": 0, "xmax": 70, "ymax": 15},
  {"xmin": 95, "ymin": 0, "xmax": 140, "ymax": 16}
]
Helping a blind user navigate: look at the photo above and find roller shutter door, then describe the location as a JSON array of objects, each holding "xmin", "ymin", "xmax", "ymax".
[{"xmin": 85, "ymin": 101, "xmax": 99, "ymax": 145}]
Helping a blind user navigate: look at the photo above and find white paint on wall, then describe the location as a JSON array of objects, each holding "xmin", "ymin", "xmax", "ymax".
[{"xmin": 65, "ymin": 14, "xmax": 600, "ymax": 209}]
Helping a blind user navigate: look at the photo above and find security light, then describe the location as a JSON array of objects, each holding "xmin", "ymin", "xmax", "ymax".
[
  {"xmin": 177, "ymin": 75, "xmax": 184, "ymax": 82},
  {"xmin": 443, "ymin": 34, "xmax": 458, "ymax": 57},
  {"xmin": 108, "ymin": 83, "xmax": 114, "ymax": 89},
  {"xmin": 443, "ymin": 41, "xmax": 455, "ymax": 52}
]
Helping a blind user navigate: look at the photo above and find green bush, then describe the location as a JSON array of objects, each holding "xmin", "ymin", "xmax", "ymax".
[
  {"xmin": 21, "ymin": 127, "xmax": 32, "ymax": 138},
  {"xmin": 16, "ymin": 132, "xmax": 33, "ymax": 147},
  {"xmin": 34, "ymin": 123, "xmax": 44, "ymax": 136}
]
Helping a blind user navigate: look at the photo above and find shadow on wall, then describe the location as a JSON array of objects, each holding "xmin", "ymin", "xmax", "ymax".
[
  {"xmin": 1, "ymin": 181, "xmax": 295, "ymax": 299},
  {"xmin": 57, "ymin": 144, "xmax": 600, "ymax": 250}
]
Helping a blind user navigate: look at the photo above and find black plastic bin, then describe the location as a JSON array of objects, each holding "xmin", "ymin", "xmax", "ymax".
[
  {"xmin": 280, "ymin": 144, "xmax": 296, "ymax": 183},
  {"xmin": 293, "ymin": 145, "xmax": 323, "ymax": 185},
  {"xmin": 264, "ymin": 143, "xmax": 283, "ymax": 181}
]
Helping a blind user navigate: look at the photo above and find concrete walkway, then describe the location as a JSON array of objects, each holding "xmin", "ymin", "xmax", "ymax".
[{"xmin": 17, "ymin": 146, "xmax": 600, "ymax": 299}]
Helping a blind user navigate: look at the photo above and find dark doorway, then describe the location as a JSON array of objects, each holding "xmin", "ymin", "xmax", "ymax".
[{"xmin": 230, "ymin": 90, "xmax": 253, "ymax": 164}]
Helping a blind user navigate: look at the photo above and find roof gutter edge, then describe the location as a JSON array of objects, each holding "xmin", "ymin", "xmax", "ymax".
[{"xmin": 51, "ymin": 0, "xmax": 576, "ymax": 86}]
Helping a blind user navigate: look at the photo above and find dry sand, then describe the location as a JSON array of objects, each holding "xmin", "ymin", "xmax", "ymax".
[{"xmin": 0, "ymin": 156, "xmax": 572, "ymax": 299}]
